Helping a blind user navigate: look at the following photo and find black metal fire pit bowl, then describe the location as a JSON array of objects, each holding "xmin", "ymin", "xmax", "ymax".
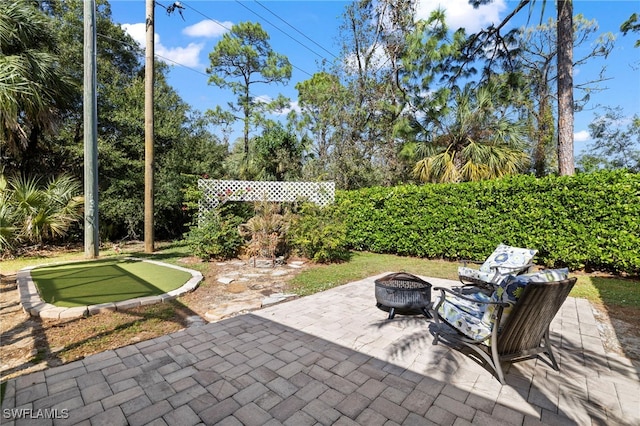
[{"xmin": 375, "ymin": 272, "xmax": 432, "ymax": 320}]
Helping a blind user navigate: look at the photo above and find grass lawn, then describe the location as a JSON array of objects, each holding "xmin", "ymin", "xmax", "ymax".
[
  {"xmin": 30, "ymin": 257, "xmax": 193, "ymax": 307},
  {"xmin": 289, "ymin": 252, "xmax": 640, "ymax": 311},
  {"xmin": 288, "ymin": 251, "xmax": 460, "ymax": 296}
]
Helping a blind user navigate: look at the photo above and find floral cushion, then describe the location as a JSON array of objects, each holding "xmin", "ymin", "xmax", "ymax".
[
  {"xmin": 437, "ymin": 297, "xmax": 492, "ymax": 340},
  {"xmin": 526, "ymin": 268, "xmax": 569, "ymax": 282},
  {"xmin": 480, "ymin": 268, "xmax": 570, "ymax": 330},
  {"xmin": 479, "ymin": 243, "xmax": 537, "ymax": 274},
  {"xmin": 457, "ymin": 266, "xmax": 497, "ymax": 284},
  {"xmin": 435, "ymin": 290, "xmax": 490, "ymax": 315},
  {"xmin": 458, "ymin": 244, "xmax": 537, "ymax": 284},
  {"xmin": 436, "ymin": 291, "xmax": 493, "ymax": 340}
]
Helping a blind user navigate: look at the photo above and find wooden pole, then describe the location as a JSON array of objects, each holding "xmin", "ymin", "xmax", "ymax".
[
  {"xmin": 83, "ymin": 0, "xmax": 99, "ymax": 258},
  {"xmin": 145, "ymin": 0, "xmax": 155, "ymax": 253}
]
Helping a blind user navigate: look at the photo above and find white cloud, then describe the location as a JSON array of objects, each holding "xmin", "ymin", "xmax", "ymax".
[
  {"xmin": 254, "ymin": 95, "xmax": 300, "ymax": 115},
  {"xmin": 156, "ymin": 40, "xmax": 204, "ymax": 68},
  {"xmin": 280, "ymin": 100, "xmax": 301, "ymax": 115},
  {"xmin": 122, "ymin": 23, "xmax": 146, "ymax": 45},
  {"xmin": 183, "ymin": 20, "xmax": 232, "ymax": 38},
  {"xmin": 255, "ymin": 95, "xmax": 272, "ymax": 104},
  {"xmin": 121, "ymin": 23, "xmax": 204, "ymax": 68},
  {"xmin": 342, "ymin": 44, "xmax": 389, "ymax": 75},
  {"xmin": 415, "ymin": 0, "xmax": 507, "ymax": 34},
  {"xmin": 574, "ymin": 130, "xmax": 591, "ymax": 142}
]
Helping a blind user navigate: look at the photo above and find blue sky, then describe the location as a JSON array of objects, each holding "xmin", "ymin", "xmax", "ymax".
[{"xmin": 108, "ymin": 0, "xmax": 640, "ymax": 154}]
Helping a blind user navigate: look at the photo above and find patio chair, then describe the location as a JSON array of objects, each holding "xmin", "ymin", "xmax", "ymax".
[
  {"xmin": 458, "ymin": 243, "xmax": 537, "ymax": 290},
  {"xmin": 432, "ymin": 269, "xmax": 575, "ymax": 384}
]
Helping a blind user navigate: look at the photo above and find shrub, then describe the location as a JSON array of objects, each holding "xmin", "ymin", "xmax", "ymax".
[
  {"xmin": 289, "ymin": 203, "xmax": 351, "ymax": 263},
  {"xmin": 239, "ymin": 200, "xmax": 290, "ymax": 261},
  {"xmin": 185, "ymin": 208, "xmax": 244, "ymax": 261},
  {"xmin": 335, "ymin": 170, "xmax": 640, "ymax": 274}
]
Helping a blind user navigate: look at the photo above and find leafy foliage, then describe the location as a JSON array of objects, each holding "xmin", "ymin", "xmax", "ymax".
[
  {"xmin": 412, "ymin": 82, "xmax": 529, "ymax": 183},
  {"xmin": 621, "ymin": 12, "xmax": 640, "ymax": 47},
  {"xmin": 0, "ymin": 0, "xmax": 76, "ymax": 165},
  {"xmin": 239, "ymin": 201, "xmax": 291, "ymax": 261},
  {"xmin": 336, "ymin": 170, "xmax": 640, "ymax": 274},
  {"xmin": 0, "ymin": 173, "xmax": 83, "ymax": 255},
  {"xmin": 251, "ymin": 123, "xmax": 304, "ymax": 181},
  {"xmin": 185, "ymin": 207, "xmax": 245, "ymax": 261},
  {"xmin": 288, "ymin": 203, "xmax": 351, "ymax": 263},
  {"xmin": 577, "ymin": 107, "xmax": 640, "ymax": 173}
]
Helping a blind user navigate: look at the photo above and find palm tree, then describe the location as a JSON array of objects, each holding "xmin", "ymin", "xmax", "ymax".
[
  {"xmin": 0, "ymin": 1, "xmax": 75, "ymax": 159},
  {"xmin": 0, "ymin": 174, "xmax": 18, "ymax": 253},
  {"xmin": 412, "ymin": 83, "xmax": 529, "ymax": 183},
  {"xmin": 0, "ymin": 173, "xmax": 83, "ymax": 254}
]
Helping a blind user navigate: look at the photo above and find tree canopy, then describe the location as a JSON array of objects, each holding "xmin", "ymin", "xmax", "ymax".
[
  {"xmin": 206, "ymin": 21, "xmax": 292, "ymax": 165},
  {"xmin": 0, "ymin": 0, "xmax": 75, "ymax": 168},
  {"xmin": 1, "ymin": 0, "xmax": 633, "ymax": 252}
]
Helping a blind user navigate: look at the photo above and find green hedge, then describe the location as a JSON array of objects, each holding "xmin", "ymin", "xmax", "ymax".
[{"xmin": 335, "ymin": 170, "xmax": 640, "ymax": 274}]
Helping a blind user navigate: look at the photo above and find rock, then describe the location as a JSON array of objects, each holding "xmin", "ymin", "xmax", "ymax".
[
  {"xmin": 205, "ymin": 300, "xmax": 262, "ymax": 321},
  {"xmin": 261, "ymin": 293, "xmax": 297, "ymax": 306},
  {"xmin": 252, "ymin": 259, "xmax": 275, "ymax": 268}
]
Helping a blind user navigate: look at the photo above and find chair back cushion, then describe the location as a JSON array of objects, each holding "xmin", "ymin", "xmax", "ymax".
[
  {"xmin": 479, "ymin": 243, "xmax": 537, "ymax": 274},
  {"xmin": 480, "ymin": 268, "xmax": 569, "ymax": 330},
  {"xmin": 457, "ymin": 266, "xmax": 496, "ymax": 284}
]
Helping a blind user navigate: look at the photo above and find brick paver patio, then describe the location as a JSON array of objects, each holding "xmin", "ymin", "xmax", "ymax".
[{"xmin": 2, "ymin": 274, "xmax": 639, "ymax": 425}]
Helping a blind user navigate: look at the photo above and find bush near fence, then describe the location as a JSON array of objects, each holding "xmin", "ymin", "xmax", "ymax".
[{"xmin": 334, "ymin": 170, "xmax": 640, "ymax": 274}]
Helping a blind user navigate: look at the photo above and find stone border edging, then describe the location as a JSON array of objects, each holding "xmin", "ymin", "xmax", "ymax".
[{"xmin": 17, "ymin": 257, "xmax": 203, "ymax": 320}]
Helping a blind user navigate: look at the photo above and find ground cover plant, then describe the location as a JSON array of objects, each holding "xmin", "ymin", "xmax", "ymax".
[{"xmin": 30, "ymin": 257, "xmax": 193, "ymax": 307}]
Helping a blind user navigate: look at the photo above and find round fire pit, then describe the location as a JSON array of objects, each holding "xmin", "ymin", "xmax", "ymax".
[{"xmin": 375, "ymin": 272, "xmax": 432, "ymax": 319}]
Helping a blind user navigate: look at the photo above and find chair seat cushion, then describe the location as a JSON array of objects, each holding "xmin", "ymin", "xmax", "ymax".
[
  {"xmin": 437, "ymin": 298, "xmax": 492, "ymax": 340},
  {"xmin": 436, "ymin": 291, "xmax": 492, "ymax": 340}
]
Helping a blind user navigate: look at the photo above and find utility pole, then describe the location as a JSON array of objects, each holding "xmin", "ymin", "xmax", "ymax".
[
  {"xmin": 145, "ymin": 0, "xmax": 155, "ymax": 253},
  {"xmin": 143, "ymin": 2, "xmax": 184, "ymax": 253},
  {"xmin": 84, "ymin": 0, "xmax": 99, "ymax": 258}
]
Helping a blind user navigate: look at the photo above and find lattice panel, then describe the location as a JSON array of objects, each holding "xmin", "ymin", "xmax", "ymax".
[{"xmin": 198, "ymin": 179, "xmax": 335, "ymax": 214}]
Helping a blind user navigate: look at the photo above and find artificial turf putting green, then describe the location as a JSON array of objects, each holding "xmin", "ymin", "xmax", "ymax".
[{"xmin": 30, "ymin": 258, "xmax": 193, "ymax": 307}]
